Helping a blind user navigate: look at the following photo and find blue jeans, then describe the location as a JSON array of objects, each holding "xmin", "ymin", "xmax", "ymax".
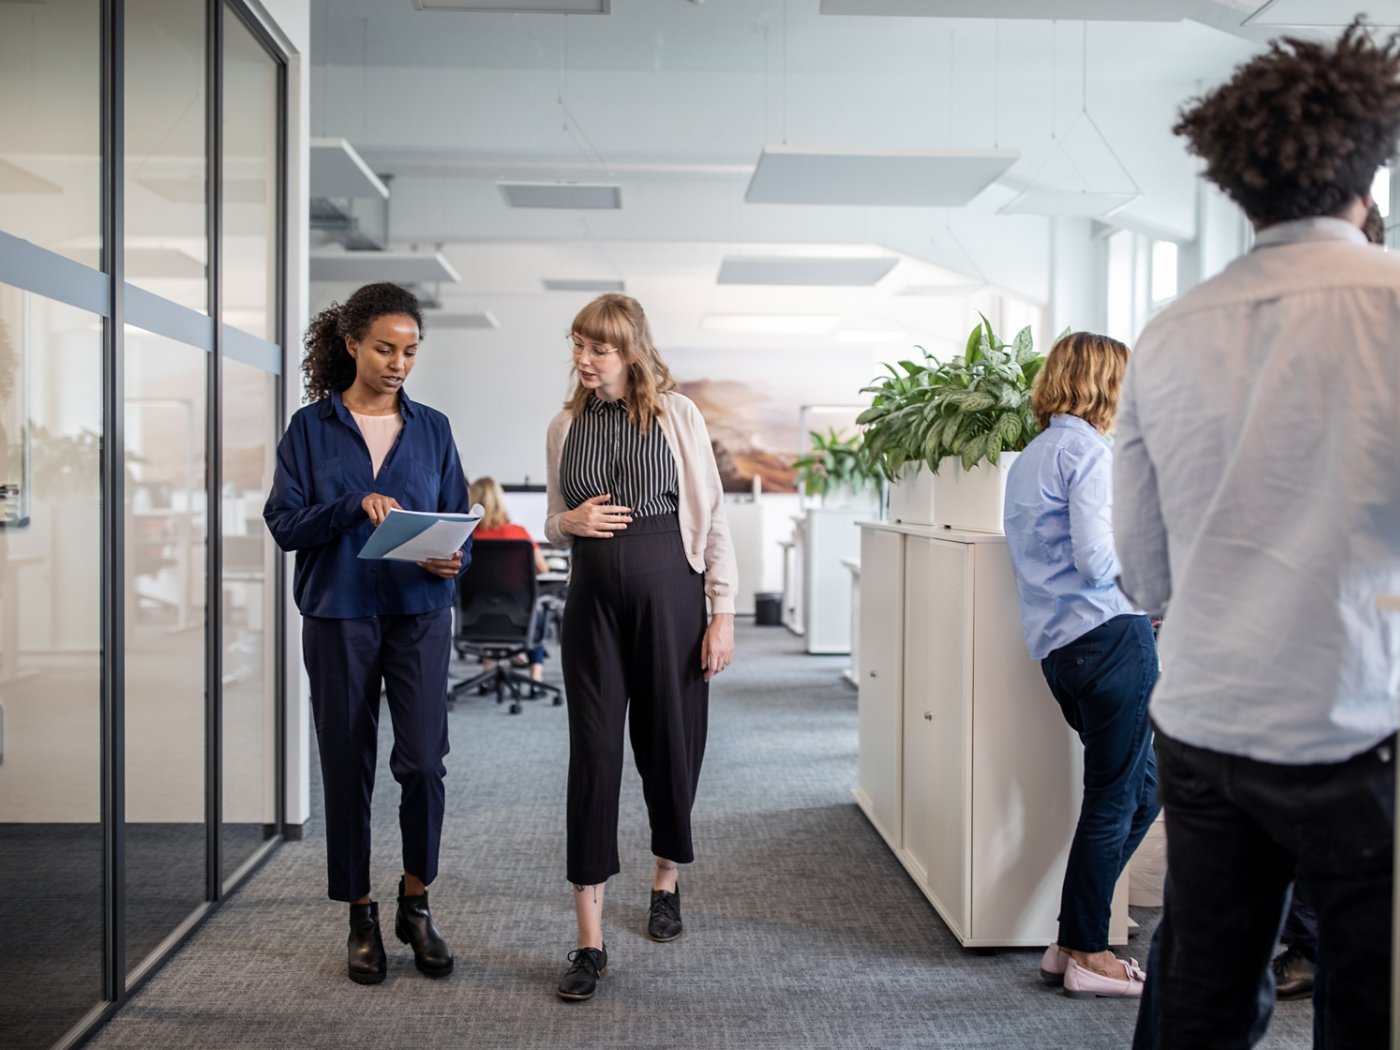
[
  {"xmin": 1041, "ymin": 613, "xmax": 1161, "ymax": 952},
  {"xmin": 1133, "ymin": 731, "xmax": 1394, "ymax": 1050}
]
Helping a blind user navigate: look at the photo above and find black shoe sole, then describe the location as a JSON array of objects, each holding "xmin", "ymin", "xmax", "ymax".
[
  {"xmin": 348, "ymin": 969, "xmax": 386, "ymax": 986},
  {"xmin": 556, "ymin": 966, "xmax": 607, "ymax": 1001},
  {"xmin": 648, "ymin": 927, "xmax": 683, "ymax": 943},
  {"xmin": 395, "ymin": 926, "xmax": 454, "ymax": 977}
]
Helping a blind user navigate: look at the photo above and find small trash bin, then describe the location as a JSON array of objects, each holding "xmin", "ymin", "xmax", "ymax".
[{"xmin": 754, "ymin": 592, "xmax": 782, "ymax": 626}]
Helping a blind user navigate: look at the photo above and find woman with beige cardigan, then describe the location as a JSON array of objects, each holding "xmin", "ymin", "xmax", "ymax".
[{"xmin": 544, "ymin": 293, "xmax": 736, "ymax": 1002}]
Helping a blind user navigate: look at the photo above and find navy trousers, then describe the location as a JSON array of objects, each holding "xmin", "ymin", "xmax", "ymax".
[
  {"xmin": 561, "ymin": 513, "xmax": 709, "ymax": 887},
  {"xmin": 1132, "ymin": 730, "xmax": 1393, "ymax": 1050},
  {"xmin": 1041, "ymin": 613, "xmax": 1161, "ymax": 953},
  {"xmin": 303, "ymin": 607, "xmax": 452, "ymax": 902}
]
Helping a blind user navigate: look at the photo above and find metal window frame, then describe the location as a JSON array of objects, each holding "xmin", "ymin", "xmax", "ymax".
[{"xmin": 0, "ymin": 1, "xmax": 297, "ymax": 1047}]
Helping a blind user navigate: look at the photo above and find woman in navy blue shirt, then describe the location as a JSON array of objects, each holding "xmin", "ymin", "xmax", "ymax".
[{"xmin": 264, "ymin": 282, "xmax": 471, "ymax": 986}]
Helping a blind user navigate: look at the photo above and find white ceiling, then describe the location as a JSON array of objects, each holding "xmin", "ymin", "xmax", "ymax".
[{"xmin": 307, "ymin": 0, "xmax": 1287, "ymax": 366}]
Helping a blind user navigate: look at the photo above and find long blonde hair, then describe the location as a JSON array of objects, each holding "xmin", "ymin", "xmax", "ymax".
[
  {"xmin": 563, "ymin": 294, "xmax": 676, "ymax": 432},
  {"xmin": 469, "ymin": 475, "xmax": 510, "ymax": 531},
  {"xmin": 1030, "ymin": 332, "xmax": 1130, "ymax": 433}
]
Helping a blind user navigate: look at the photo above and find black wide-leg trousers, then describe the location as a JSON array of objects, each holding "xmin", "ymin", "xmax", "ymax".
[
  {"xmin": 562, "ymin": 513, "xmax": 709, "ymax": 886},
  {"xmin": 303, "ymin": 607, "xmax": 452, "ymax": 902}
]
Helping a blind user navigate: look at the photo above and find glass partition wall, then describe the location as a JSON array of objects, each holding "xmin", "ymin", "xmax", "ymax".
[{"xmin": 0, "ymin": 3, "xmax": 287, "ymax": 1048}]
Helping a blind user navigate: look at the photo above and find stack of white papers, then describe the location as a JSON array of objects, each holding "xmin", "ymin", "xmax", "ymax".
[{"xmin": 358, "ymin": 505, "xmax": 484, "ymax": 562}]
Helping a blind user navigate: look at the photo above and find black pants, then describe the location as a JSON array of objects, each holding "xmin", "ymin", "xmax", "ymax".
[
  {"xmin": 1040, "ymin": 614, "xmax": 1161, "ymax": 952},
  {"xmin": 303, "ymin": 608, "xmax": 452, "ymax": 902},
  {"xmin": 561, "ymin": 513, "xmax": 708, "ymax": 886},
  {"xmin": 1137, "ymin": 730, "xmax": 1394, "ymax": 1050}
]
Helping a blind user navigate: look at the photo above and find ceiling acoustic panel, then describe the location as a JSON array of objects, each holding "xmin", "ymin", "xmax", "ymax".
[
  {"xmin": 424, "ymin": 310, "xmax": 499, "ymax": 330},
  {"xmin": 498, "ymin": 181, "xmax": 621, "ymax": 209},
  {"xmin": 717, "ymin": 255, "xmax": 898, "ymax": 287},
  {"xmin": 310, "ymin": 138, "xmax": 389, "ymax": 200},
  {"xmin": 745, "ymin": 147, "xmax": 1018, "ymax": 207},
  {"xmin": 819, "ymin": 0, "xmax": 1195, "ymax": 20},
  {"xmin": 998, "ymin": 188, "xmax": 1139, "ymax": 219},
  {"xmin": 411, "ymin": 1, "xmax": 609, "ymax": 12},
  {"xmin": 542, "ymin": 278, "xmax": 626, "ymax": 292},
  {"xmin": 310, "ymin": 251, "xmax": 461, "ymax": 285},
  {"xmin": 1243, "ymin": 0, "xmax": 1400, "ymax": 25}
]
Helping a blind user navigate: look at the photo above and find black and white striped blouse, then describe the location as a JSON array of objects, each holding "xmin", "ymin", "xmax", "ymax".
[{"xmin": 559, "ymin": 395, "xmax": 679, "ymax": 519}]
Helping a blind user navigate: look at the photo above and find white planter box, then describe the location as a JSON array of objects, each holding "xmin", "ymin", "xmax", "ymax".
[
  {"xmin": 887, "ymin": 465, "xmax": 936, "ymax": 526},
  {"xmin": 931, "ymin": 453, "xmax": 1018, "ymax": 533}
]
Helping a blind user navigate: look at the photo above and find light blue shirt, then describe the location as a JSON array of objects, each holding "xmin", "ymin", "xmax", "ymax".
[
  {"xmin": 1003, "ymin": 414, "xmax": 1140, "ymax": 660},
  {"xmin": 1115, "ymin": 217, "xmax": 1400, "ymax": 764}
]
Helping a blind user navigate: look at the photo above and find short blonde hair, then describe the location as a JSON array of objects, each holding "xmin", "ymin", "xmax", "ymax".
[
  {"xmin": 469, "ymin": 475, "xmax": 510, "ymax": 531},
  {"xmin": 1030, "ymin": 332, "xmax": 1130, "ymax": 432},
  {"xmin": 564, "ymin": 294, "xmax": 676, "ymax": 432}
]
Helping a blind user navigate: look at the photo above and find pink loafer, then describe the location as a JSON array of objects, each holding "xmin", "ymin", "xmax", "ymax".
[
  {"xmin": 1040, "ymin": 944, "xmax": 1070, "ymax": 985},
  {"xmin": 1063, "ymin": 957, "xmax": 1147, "ymax": 999}
]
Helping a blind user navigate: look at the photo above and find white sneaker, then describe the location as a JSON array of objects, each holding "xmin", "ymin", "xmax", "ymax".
[
  {"xmin": 1063, "ymin": 957, "xmax": 1146, "ymax": 999},
  {"xmin": 1040, "ymin": 943, "xmax": 1070, "ymax": 985}
]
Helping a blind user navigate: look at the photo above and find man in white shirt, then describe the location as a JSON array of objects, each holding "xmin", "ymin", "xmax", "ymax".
[{"xmin": 1115, "ymin": 20, "xmax": 1400, "ymax": 1049}]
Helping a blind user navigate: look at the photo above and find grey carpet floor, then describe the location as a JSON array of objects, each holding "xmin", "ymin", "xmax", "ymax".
[{"xmin": 86, "ymin": 624, "xmax": 1312, "ymax": 1050}]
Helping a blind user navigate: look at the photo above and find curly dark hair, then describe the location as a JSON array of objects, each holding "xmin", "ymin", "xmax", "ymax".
[
  {"xmin": 1174, "ymin": 18, "xmax": 1400, "ymax": 226},
  {"xmin": 302, "ymin": 282, "xmax": 424, "ymax": 401}
]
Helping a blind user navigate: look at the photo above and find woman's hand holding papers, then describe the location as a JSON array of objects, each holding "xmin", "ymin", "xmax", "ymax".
[{"xmin": 417, "ymin": 551, "xmax": 464, "ymax": 579}]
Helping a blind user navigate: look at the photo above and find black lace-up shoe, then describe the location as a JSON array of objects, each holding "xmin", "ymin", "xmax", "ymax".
[
  {"xmin": 347, "ymin": 902, "xmax": 387, "ymax": 985},
  {"xmin": 395, "ymin": 878, "xmax": 454, "ymax": 977},
  {"xmin": 1272, "ymin": 946, "xmax": 1316, "ymax": 1000},
  {"xmin": 557, "ymin": 945, "xmax": 608, "ymax": 1001},
  {"xmin": 648, "ymin": 887, "xmax": 683, "ymax": 942}
]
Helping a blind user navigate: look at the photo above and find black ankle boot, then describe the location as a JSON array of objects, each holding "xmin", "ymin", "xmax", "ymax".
[
  {"xmin": 395, "ymin": 878, "xmax": 453, "ymax": 977},
  {"xmin": 348, "ymin": 902, "xmax": 386, "ymax": 985}
]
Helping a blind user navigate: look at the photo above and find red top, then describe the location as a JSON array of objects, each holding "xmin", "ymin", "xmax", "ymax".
[{"xmin": 474, "ymin": 522, "xmax": 536, "ymax": 547}]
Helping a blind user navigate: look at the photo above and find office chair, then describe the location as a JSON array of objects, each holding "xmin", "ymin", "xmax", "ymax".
[{"xmin": 450, "ymin": 538, "xmax": 563, "ymax": 715}]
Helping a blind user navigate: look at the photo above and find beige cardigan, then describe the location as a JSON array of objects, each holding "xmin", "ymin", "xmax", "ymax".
[{"xmin": 544, "ymin": 392, "xmax": 737, "ymax": 615}]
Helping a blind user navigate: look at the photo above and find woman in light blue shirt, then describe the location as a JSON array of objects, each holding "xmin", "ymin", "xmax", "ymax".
[{"xmin": 1003, "ymin": 332, "xmax": 1159, "ymax": 1000}]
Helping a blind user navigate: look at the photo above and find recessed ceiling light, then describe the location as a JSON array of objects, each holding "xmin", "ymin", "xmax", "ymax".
[
  {"xmin": 717, "ymin": 255, "xmax": 897, "ymax": 287},
  {"xmin": 498, "ymin": 181, "xmax": 621, "ymax": 209},
  {"xmin": 700, "ymin": 314, "xmax": 839, "ymax": 335},
  {"xmin": 835, "ymin": 330, "xmax": 908, "ymax": 345},
  {"xmin": 746, "ymin": 146, "xmax": 1019, "ymax": 207},
  {"xmin": 411, "ymin": 0, "xmax": 610, "ymax": 12},
  {"xmin": 541, "ymin": 278, "xmax": 626, "ymax": 293}
]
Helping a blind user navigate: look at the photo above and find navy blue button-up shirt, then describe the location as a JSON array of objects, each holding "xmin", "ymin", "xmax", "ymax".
[{"xmin": 264, "ymin": 387, "xmax": 472, "ymax": 619}]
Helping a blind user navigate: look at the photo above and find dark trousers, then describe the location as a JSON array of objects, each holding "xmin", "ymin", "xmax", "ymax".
[
  {"xmin": 1040, "ymin": 613, "xmax": 1161, "ymax": 952},
  {"xmin": 303, "ymin": 607, "xmax": 452, "ymax": 902},
  {"xmin": 561, "ymin": 513, "xmax": 708, "ymax": 886},
  {"xmin": 1136, "ymin": 730, "xmax": 1394, "ymax": 1050}
]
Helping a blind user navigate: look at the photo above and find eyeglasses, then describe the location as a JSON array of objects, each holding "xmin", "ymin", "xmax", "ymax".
[{"xmin": 568, "ymin": 336, "xmax": 619, "ymax": 359}]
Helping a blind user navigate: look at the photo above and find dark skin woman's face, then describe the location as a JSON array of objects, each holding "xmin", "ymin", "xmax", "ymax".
[{"xmin": 345, "ymin": 313, "xmax": 419, "ymax": 398}]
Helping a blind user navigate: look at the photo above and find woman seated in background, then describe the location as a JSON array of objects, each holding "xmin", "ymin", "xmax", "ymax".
[
  {"xmin": 468, "ymin": 475, "xmax": 550, "ymax": 684},
  {"xmin": 1002, "ymin": 332, "xmax": 1160, "ymax": 1000}
]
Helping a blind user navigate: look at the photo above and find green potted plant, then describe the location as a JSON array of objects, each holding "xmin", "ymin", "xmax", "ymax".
[
  {"xmin": 858, "ymin": 314, "xmax": 1050, "ymax": 529},
  {"xmin": 791, "ymin": 427, "xmax": 878, "ymax": 508}
]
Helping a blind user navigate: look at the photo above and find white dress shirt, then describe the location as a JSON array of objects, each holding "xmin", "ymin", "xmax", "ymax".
[{"xmin": 1114, "ymin": 217, "xmax": 1400, "ymax": 764}]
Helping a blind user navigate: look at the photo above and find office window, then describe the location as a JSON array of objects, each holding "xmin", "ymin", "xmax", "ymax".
[
  {"xmin": 125, "ymin": 0, "xmax": 209, "ymax": 314},
  {"xmin": 1151, "ymin": 240, "xmax": 1179, "ymax": 305},
  {"xmin": 0, "ymin": 0, "xmax": 102, "ymax": 266},
  {"xmin": 0, "ymin": 286, "xmax": 105, "ymax": 1050}
]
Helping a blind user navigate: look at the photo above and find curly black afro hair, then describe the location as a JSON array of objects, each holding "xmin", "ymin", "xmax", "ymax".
[
  {"xmin": 302, "ymin": 282, "xmax": 424, "ymax": 401},
  {"xmin": 1174, "ymin": 17, "xmax": 1400, "ymax": 226}
]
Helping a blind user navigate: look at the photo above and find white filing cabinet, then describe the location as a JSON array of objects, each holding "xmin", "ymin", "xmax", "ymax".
[
  {"xmin": 855, "ymin": 522, "xmax": 1128, "ymax": 948},
  {"xmin": 802, "ymin": 508, "xmax": 864, "ymax": 654}
]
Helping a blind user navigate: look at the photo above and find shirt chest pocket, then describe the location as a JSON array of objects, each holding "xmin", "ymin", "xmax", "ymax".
[{"xmin": 397, "ymin": 457, "xmax": 441, "ymax": 511}]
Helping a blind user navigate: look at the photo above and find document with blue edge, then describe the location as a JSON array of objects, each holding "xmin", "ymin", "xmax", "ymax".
[{"xmin": 358, "ymin": 505, "xmax": 484, "ymax": 562}]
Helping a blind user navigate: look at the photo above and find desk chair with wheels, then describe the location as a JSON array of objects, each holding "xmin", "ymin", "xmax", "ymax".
[{"xmin": 450, "ymin": 538, "xmax": 563, "ymax": 714}]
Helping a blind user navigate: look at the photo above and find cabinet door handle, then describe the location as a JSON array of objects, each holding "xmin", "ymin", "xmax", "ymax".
[
  {"xmin": 869, "ymin": 670, "xmax": 877, "ymax": 678},
  {"xmin": 923, "ymin": 711, "xmax": 933, "ymax": 721}
]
